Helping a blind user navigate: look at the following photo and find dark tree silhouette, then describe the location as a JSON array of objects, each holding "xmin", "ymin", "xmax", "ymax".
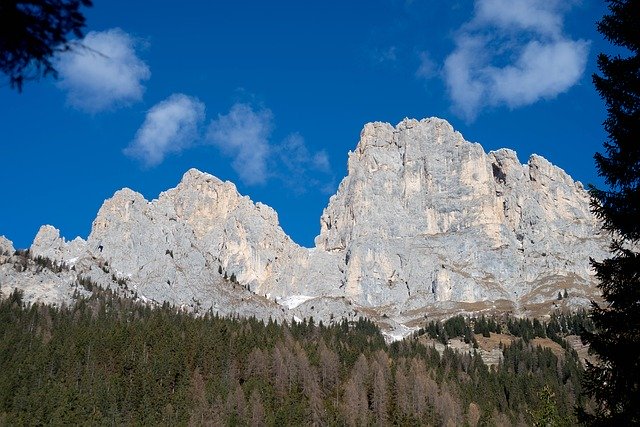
[
  {"xmin": 581, "ymin": 0, "xmax": 640, "ymax": 424},
  {"xmin": 0, "ymin": 0, "xmax": 92, "ymax": 91}
]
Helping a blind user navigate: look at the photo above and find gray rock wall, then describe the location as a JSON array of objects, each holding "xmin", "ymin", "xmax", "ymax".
[{"xmin": 1, "ymin": 117, "xmax": 608, "ymax": 331}]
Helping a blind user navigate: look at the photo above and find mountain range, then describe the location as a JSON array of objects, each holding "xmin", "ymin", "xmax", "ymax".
[{"xmin": 0, "ymin": 117, "xmax": 607, "ymax": 339}]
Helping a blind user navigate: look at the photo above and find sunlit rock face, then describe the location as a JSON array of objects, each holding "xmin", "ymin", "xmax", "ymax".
[
  {"xmin": 0, "ymin": 236, "xmax": 14, "ymax": 257},
  {"xmin": 84, "ymin": 168, "xmax": 343, "ymax": 302},
  {"xmin": 2, "ymin": 117, "xmax": 607, "ymax": 328},
  {"xmin": 316, "ymin": 118, "xmax": 605, "ymax": 314}
]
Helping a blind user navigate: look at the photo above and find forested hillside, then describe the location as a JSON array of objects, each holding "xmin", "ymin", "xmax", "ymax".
[{"xmin": 0, "ymin": 284, "xmax": 590, "ymax": 426}]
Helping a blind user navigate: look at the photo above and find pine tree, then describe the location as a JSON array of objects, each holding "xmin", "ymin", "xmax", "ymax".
[
  {"xmin": 581, "ymin": 0, "xmax": 640, "ymax": 424},
  {"xmin": 0, "ymin": 0, "xmax": 92, "ymax": 90}
]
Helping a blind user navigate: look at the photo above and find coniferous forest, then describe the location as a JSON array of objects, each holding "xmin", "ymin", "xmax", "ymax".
[
  {"xmin": 0, "ymin": 0, "xmax": 634, "ymax": 425},
  {"xmin": 0, "ymin": 282, "xmax": 591, "ymax": 426}
]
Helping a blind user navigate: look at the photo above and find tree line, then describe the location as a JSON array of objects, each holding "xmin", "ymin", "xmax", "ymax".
[
  {"xmin": 0, "ymin": 283, "xmax": 589, "ymax": 426},
  {"xmin": 420, "ymin": 311, "xmax": 593, "ymax": 346}
]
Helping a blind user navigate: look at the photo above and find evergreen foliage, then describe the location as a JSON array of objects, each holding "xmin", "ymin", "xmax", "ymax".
[
  {"xmin": 0, "ymin": 0, "xmax": 93, "ymax": 91},
  {"xmin": 420, "ymin": 311, "xmax": 592, "ymax": 347},
  {"xmin": 582, "ymin": 0, "xmax": 640, "ymax": 424},
  {"xmin": 0, "ymin": 287, "xmax": 587, "ymax": 425}
]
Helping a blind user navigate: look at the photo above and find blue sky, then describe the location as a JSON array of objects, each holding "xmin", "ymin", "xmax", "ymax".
[{"xmin": 1, "ymin": 0, "xmax": 611, "ymax": 249}]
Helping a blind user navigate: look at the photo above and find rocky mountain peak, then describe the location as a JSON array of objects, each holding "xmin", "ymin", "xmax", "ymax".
[
  {"xmin": 0, "ymin": 236, "xmax": 14, "ymax": 256},
  {"xmin": 31, "ymin": 225, "xmax": 86, "ymax": 263},
  {"xmin": 180, "ymin": 167, "xmax": 224, "ymax": 186},
  {"xmin": 1, "ymin": 117, "xmax": 608, "ymax": 335},
  {"xmin": 316, "ymin": 117, "xmax": 605, "ymax": 311}
]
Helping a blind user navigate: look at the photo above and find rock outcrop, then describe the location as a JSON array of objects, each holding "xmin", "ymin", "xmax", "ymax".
[
  {"xmin": 316, "ymin": 119, "xmax": 605, "ymax": 318},
  {"xmin": 0, "ymin": 236, "xmax": 14, "ymax": 257},
  {"xmin": 0, "ymin": 117, "xmax": 608, "ymax": 333},
  {"xmin": 31, "ymin": 225, "xmax": 87, "ymax": 263},
  {"xmin": 84, "ymin": 170, "xmax": 344, "ymax": 308}
]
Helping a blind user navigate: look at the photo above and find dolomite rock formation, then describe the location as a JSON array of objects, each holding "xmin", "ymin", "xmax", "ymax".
[
  {"xmin": 0, "ymin": 236, "xmax": 14, "ymax": 256},
  {"xmin": 85, "ymin": 171, "xmax": 342, "ymax": 303},
  {"xmin": 31, "ymin": 225, "xmax": 87, "ymax": 263},
  {"xmin": 316, "ymin": 119, "xmax": 606, "ymax": 316},
  {"xmin": 0, "ymin": 117, "xmax": 608, "ymax": 331}
]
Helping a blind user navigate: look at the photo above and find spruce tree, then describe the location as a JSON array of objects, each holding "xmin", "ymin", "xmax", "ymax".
[
  {"xmin": 0, "ymin": 0, "xmax": 93, "ymax": 91},
  {"xmin": 581, "ymin": 0, "xmax": 640, "ymax": 424}
]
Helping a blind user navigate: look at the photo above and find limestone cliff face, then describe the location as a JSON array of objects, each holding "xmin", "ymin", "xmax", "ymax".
[
  {"xmin": 0, "ymin": 236, "xmax": 14, "ymax": 257},
  {"xmin": 85, "ymin": 169, "xmax": 342, "ymax": 304},
  {"xmin": 316, "ymin": 118, "xmax": 606, "ymax": 311},
  {"xmin": 1, "ymin": 117, "xmax": 607, "ymax": 328},
  {"xmin": 31, "ymin": 225, "xmax": 87, "ymax": 262}
]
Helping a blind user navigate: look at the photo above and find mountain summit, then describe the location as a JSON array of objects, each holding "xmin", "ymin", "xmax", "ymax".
[{"xmin": 0, "ymin": 118, "xmax": 607, "ymax": 335}]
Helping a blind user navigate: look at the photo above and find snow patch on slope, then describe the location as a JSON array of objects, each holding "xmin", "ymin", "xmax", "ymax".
[{"xmin": 279, "ymin": 295, "xmax": 316, "ymax": 309}]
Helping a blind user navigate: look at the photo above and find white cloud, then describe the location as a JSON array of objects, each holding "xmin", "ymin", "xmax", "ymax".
[
  {"xmin": 276, "ymin": 133, "xmax": 333, "ymax": 191},
  {"xmin": 442, "ymin": 0, "xmax": 589, "ymax": 121},
  {"xmin": 373, "ymin": 46, "xmax": 398, "ymax": 63},
  {"xmin": 278, "ymin": 133, "xmax": 310, "ymax": 177},
  {"xmin": 55, "ymin": 28, "xmax": 150, "ymax": 113},
  {"xmin": 206, "ymin": 103, "xmax": 273, "ymax": 186},
  {"xmin": 416, "ymin": 51, "xmax": 436, "ymax": 79},
  {"xmin": 205, "ymin": 105, "xmax": 333, "ymax": 190},
  {"xmin": 473, "ymin": 0, "xmax": 563, "ymax": 37},
  {"xmin": 124, "ymin": 94, "xmax": 205, "ymax": 167},
  {"xmin": 487, "ymin": 39, "xmax": 589, "ymax": 108},
  {"xmin": 312, "ymin": 151, "xmax": 331, "ymax": 174},
  {"xmin": 123, "ymin": 95, "xmax": 332, "ymax": 188},
  {"xmin": 443, "ymin": 36, "xmax": 487, "ymax": 120}
]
